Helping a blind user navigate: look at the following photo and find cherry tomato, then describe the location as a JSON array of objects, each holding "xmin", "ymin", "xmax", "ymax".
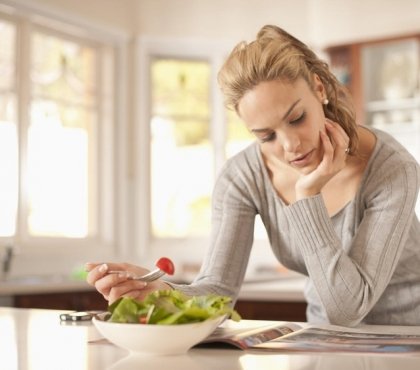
[{"xmin": 156, "ymin": 257, "xmax": 175, "ymax": 275}]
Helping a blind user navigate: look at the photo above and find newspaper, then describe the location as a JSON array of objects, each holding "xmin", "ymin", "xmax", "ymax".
[{"xmin": 198, "ymin": 320, "xmax": 420, "ymax": 354}]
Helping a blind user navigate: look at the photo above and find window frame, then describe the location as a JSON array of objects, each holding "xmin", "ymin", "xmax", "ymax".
[
  {"xmin": 0, "ymin": 1, "xmax": 130, "ymax": 276},
  {"xmin": 134, "ymin": 36, "xmax": 243, "ymax": 263}
]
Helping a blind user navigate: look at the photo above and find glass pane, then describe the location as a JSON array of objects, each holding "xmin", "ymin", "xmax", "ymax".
[
  {"xmin": 0, "ymin": 95, "xmax": 18, "ymax": 237},
  {"xmin": 226, "ymin": 109, "xmax": 255, "ymax": 158},
  {"xmin": 226, "ymin": 109, "xmax": 267, "ymax": 240},
  {"xmin": 151, "ymin": 59, "xmax": 210, "ymax": 118},
  {"xmin": 28, "ymin": 30, "xmax": 99, "ymax": 238},
  {"xmin": 0, "ymin": 19, "xmax": 16, "ymax": 90},
  {"xmin": 150, "ymin": 59, "xmax": 212, "ymax": 238},
  {"xmin": 27, "ymin": 98, "xmax": 96, "ymax": 238},
  {"xmin": 31, "ymin": 32, "xmax": 97, "ymax": 106},
  {"xmin": 0, "ymin": 17, "xmax": 18, "ymax": 237},
  {"xmin": 362, "ymin": 39, "xmax": 419, "ymax": 103}
]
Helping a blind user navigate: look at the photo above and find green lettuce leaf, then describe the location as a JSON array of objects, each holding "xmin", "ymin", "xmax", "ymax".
[{"xmin": 107, "ymin": 290, "xmax": 241, "ymax": 324}]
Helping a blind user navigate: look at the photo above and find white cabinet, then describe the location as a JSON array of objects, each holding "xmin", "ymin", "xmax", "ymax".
[
  {"xmin": 361, "ymin": 38, "xmax": 420, "ymax": 163},
  {"xmin": 361, "ymin": 39, "xmax": 420, "ymax": 216},
  {"xmin": 327, "ymin": 36, "xmax": 420, "ymax": 216}
]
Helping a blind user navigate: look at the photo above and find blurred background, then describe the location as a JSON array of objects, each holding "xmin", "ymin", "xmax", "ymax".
[{"xmin": 0, "ymin": 0, "xmax": 419, "ymax": 316}]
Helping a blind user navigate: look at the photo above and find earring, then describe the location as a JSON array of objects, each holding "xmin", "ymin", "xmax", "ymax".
[{"xmin": 323, "ymin": 98, "xmax": 329, "ymax": 105}]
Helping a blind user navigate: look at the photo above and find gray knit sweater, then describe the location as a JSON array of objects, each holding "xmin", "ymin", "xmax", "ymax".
[{"xmin": 172, "ymin": 128, "xmax": 420, "ymax": 326}]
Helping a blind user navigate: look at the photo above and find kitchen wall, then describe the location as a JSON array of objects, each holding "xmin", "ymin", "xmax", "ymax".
[
  {"xmin": 16, "ymin": 0, "xmax": 138, "ymax": 33},
  {"xmin": 135, "ymin": 0, "xmax": 420, "ymax": 49},
  {"xmin": 23, "ymin": 0, "xmax": 311, "ymax": 41},
  {"xmin": 133, "ymin": 0, "xmax": 311, "ymax": 42},
  {"xmin": 308, "ymin": 0, "xmax": 420, "ymax": 47},
  {"xmin": 26, "ymin": 0, "xmax": 420, "ymax": 46}
]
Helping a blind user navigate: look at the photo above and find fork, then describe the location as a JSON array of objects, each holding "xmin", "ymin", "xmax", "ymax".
[
  {"xmin": 107, "ymin": 268, "xmax": 166, "ymax": 282},
  {"xmin": 107, "ymin": 257, "xmax": 174, "ymax": 282}
]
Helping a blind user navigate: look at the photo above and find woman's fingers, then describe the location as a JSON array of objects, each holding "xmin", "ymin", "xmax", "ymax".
[
  {"xmin": 85, "ymin": 261, "xmax": 171, "ymax": 303},
  {"xmin": 325, "ymin": 119, "xmax": 349, "ymax": 153},
  {"xmin": 86, "ymin": 262, "xmax": 147, "ymax": 284},
  {"xmin": 108, "ymin": 280, "xmax": 149, "ymax": 304},
  {"xmin": 85, "ymin": 262, "xmax": 99, "ymax": 272},
  {"xmin": 296, "ymin": 120, "xmax": 350, "ymax": 199},
  {"xmin": 91, "ymin": 272, "xmax": 127, "ymax": 300},
  {"xmin": 86, "ymin": 263, "xmax": 109, "ymax": 286},
  {"xmin": 108, "ymin": 279, "xmax": 171, "ymax": 304},
  {"xmin": 85, "ymin": 262, "xmax": 154, "ymax": 302},
  {"xmin": 320, "ymin": 129, "xmax": 334, "ymax": 157}
]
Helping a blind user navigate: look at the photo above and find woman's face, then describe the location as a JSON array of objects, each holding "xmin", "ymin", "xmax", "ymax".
[{"xmin": 237, "ymin": 76, "xmax": 327, "ymax": 175}]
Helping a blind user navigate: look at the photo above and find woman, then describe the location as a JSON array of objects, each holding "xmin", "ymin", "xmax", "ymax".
[{"xmin": 86, "ymin": 25, "xmax": 420, "ymax": 326}]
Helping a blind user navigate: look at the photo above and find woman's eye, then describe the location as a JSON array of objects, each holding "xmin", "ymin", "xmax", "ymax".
[
  {"xmin": 260, "ymin": 132, "xmax": 276, "ymax": 143},
  {"xmin": 290, "ymin": 112, "xmax": 305, "ymax": 125}
]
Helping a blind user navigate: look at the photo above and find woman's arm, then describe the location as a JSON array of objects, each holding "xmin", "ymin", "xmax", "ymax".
[
  {"xmin": 86, "ymin": 152, "xmax": 259, "ymax": 303},
  {"xmin": 284, "ymin": 162, "xmax": 419, "ymax": 326},
  {"xmin": 170, "ymin": 158, "xmax": 259, "ymax": 300}
]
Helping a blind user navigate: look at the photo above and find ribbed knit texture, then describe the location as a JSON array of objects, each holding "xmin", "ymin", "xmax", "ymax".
[{"xmin": 170, "ymin": 128, "xmax": 420, "ymax": 326}]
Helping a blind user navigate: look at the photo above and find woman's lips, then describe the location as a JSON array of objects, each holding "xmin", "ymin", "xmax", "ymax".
[{"xmin": 289, "ymin": 150, "xmax": 314, "ymax": 167}]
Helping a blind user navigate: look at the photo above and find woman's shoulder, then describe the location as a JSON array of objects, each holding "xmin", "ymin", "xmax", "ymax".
[
  {"xmin": 369, "ymin": 127, "xmax": 418, "ymax": 163},
  {"xmin": 363, "ymin": 126, "xmax": 420, "ymax": 184},
  {"xmin": 213, "ymin": 141, "xmax": 267, "ymax": 194},
  {"xmin": 219, "ymin": 141, "xmax": 262, "ymax": 175},
  {"xmin": 212, "ymin": 141, "xmax": 269, "ymax": 207}
]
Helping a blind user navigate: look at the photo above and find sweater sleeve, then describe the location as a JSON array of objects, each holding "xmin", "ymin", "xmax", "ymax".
[
  {"xmin": 283, "ymin": 162, "xmax": 419, "ymax": 326},
  {"xmin": 170, "ymin": 158, "xmax": 258, "ymax": 300}
]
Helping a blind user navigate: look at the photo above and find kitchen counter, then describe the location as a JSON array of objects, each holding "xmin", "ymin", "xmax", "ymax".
[
  {"xmin": 0, "ymin": 276, "xmax": 105, "ymax": 311},
  {"xmin": 0, "ymin": 274, "xmax": 307, "ymax": 320},
  {"xmin": 0, "ymin": 274, "xmax": 306, "ymax": 300},
  {"xmin": 1, "ymin": 307, "xmax": 419, "ymax": 370}
]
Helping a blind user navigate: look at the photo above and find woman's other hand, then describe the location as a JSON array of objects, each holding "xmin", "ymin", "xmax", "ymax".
[
  {"xmin": 295, "ymin": 119, "xmax": 350, "ymax": 199},
  {"xmin": 85, "ymin": 262, "xmax": 171, "ymax": 304}
]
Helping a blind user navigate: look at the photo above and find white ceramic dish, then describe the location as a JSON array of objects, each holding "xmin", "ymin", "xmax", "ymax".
[{"xmin": 93, "ymin": 314, "xmax": 225, "ymax": 356}]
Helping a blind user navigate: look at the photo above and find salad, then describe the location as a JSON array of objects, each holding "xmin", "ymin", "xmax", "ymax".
[{"xmin": 107, "ymin": 290, "xmax": 241, "ymax": 325}]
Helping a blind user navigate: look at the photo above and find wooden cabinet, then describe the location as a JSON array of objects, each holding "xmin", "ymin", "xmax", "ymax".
[
  {"xmin": 326, "ymin": 34, "xmax": 420, "ymax": 202},
  {"xmin": 12, "ymin": 290, "xmax": 108, "ymax": 311},
  {"xmin": 326, "ymin": 44, "xmax": 364, "ymax": 122},
  {"xmin": 234, "ymin": 300, "xmax": 307, "ymax": 322},
  {"xmin": 325, "ymin": 34, "xmax": 420, "ymax": 131}
]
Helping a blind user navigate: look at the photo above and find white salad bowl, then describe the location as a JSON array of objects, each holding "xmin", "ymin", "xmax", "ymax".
[{"xmin": 92, "ymin": 314, "xmax": 225, "ymax": 355}]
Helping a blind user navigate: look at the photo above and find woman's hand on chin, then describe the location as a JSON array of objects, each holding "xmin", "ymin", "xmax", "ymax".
[{"xmin": 295, "ymin": 119, "xmax": 349, "ymax": 199}]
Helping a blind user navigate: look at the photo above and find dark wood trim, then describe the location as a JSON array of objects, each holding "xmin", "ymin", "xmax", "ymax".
[
  {"xmin": 325, "ymin": 34, "xmax": 420, "ymax": 127},
  {"xmin": 234, "ymin": 299, "xmax": 307, "ymax": 322},
  {"xmin": 13, "ymin": 291, "xmax": 108, "ymax": 311}
]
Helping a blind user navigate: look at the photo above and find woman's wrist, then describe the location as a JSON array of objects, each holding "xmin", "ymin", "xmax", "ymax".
[{"xmin": 295, "ymin": 186, "xmax": 321, "ymax": 201}]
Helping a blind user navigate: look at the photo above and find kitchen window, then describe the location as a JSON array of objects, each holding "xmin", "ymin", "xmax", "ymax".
[
  {"xmin": 150, "ymin": 58, "xmax": 213, "ymax": 238},
  {"xmin": 149, "ymin": 58, "xmax": 256, "ymax": 239},
  {"xmin": 0, "ymin": 3, "xmax": 127, "ymax": 275},
  {"xmin": 135, "ymin": 39, "xmax": 265, "ymax": 263}
]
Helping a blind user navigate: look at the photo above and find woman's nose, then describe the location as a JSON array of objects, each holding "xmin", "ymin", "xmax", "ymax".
[{"xmin": 281, "ymin": 133, "xmax": 301, "ymax": 153}]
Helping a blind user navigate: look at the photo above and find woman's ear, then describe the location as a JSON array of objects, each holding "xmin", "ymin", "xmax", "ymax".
[{"xmin": 312, "ymin": 73, "xmax": 326, "ymax": 101}]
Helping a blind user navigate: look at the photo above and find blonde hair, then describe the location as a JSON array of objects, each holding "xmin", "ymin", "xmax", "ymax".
[{"xmin": 217, "ymin": 25, "xmax": 358, "ymax": 154}]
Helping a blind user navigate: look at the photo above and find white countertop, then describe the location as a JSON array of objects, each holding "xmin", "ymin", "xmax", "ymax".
[{"xmin": 1, "ymin": 307, "xmax": 419, "ymax": 370}]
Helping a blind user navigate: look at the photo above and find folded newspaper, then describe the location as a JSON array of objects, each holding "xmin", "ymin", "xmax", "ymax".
[{"xmin": 198, "ymin": 320, "xmax": 420, "ymax": 354}]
